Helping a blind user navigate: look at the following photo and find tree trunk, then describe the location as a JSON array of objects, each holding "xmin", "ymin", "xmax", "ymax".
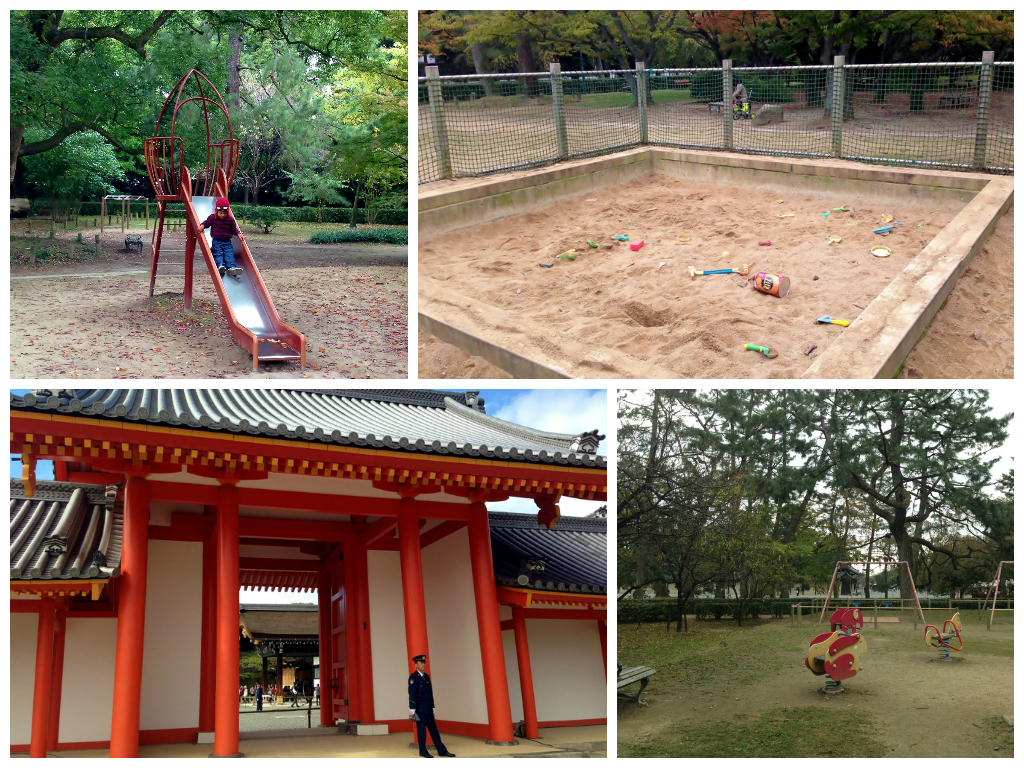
[
  {"xmin": 227, "ymin": 30, "xmax": 243, "ymax": 109},
  {"xmin": 470, "ymin": 41, "xmax": 493, "ymax": 97},
  {"xmin": 516, "ymin": 33, "xmax": 539, "ymax": 96},
  {"xmin": 349, "ymin": 178, "xmax": 363, "ymax": 228},
  {"xmin": 11, "ymin": 122, "xmax": 24, "ymax": 186}
]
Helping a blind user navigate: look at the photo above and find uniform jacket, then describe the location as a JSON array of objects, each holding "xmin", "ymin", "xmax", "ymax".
[
  {"xmin": 408, "ymin": 670, "xmax": 435, "ymax": 712},
  {"xmin": 201, "ymin": 212, "xmax": 241, "ymax": 240}
]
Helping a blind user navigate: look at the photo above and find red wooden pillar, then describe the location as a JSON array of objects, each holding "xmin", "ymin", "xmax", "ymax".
[
  {"xmin": 213, "ymin": 481, "xmax": 241, "ymax": 757},
  {"xmin": 198, "ymin": 533, "xmax": 217, "ymax": 732},
  {"xmin": 317, "ymin": 564, "xmax": 334, "ymax": 726},
  {"xmin": 598, "ymin": 621, "xmax": 607, "ymax": 680},
  {"xmin": 397, "ymin": 496, "xmax": 430, "ymax": 671},
  {"xmin": 343, "ymin": 541, "xmax": 360, "ymax": 722},
  {"xmin": 110, "ymin": 474, "xmax": 151, "ymax": 758},
  {"xmin": 29, "ymin": 598, "xmax": 56, "ymax": 758},
  {"xmin": 355, "ymin": 544, "xmax": 375, "ymax": 722},
  {"xmin": 511, "ymin": 608, "xmax": 539, "ymax": 739},
  {"xmin": 46, "ymin": 606, "xmax": 67, "ymax": 752},
  {"xmin": 467, "ymin": 500, "xmax": 515, "ymax": 745}
]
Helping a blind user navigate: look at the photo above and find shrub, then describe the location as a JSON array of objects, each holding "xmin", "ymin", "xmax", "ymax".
[
  {"xmin": 250, "ymin": 207, "xmax": 280, "ymax": 234},
  {"xmin": 710, "ymin": 602, "xmax": 729, "ymax": 620},
  {"xmin": 310, "ymin": 227, "xmax": 408, "ymax": 245}
]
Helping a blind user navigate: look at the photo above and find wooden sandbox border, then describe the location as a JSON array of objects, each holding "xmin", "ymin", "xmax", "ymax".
[{"xmin": 419, "ymin": 148, "xmax": 1013, "ymax": 379}]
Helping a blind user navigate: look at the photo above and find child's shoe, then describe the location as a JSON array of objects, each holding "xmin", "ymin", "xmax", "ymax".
[
  {"xmin": 219, "ymin": 265, "xmax": 227, "ymax": 277},
  {"xmin": 228, "ymin": 267, "xmax": 243, "ymax": 276}
]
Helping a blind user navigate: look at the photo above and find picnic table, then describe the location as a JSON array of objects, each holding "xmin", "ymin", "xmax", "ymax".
[{"xmin": 617, "ymin": 665, "xmax": 657, "ymax": 705}]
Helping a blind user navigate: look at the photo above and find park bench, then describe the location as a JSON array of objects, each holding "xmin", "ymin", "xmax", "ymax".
[
  {"xmin": 617, "ymin": 665, "xmax": 657, "ymax": 706},
  {"xmin": 708, "ymin": 101, "xmax": 724, "ymax": 114},
  {"xmin": 125, "ymin": 235, "xmax": 143, "ymax": 253},
  {"xmin": 939, "ymin": 94, "xmax": 972, "ymax": 109}
]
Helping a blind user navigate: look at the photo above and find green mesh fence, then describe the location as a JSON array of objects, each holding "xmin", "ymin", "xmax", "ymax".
[
  {"xmin": 989, "ymin": 63, "xmax": 1014, "ymax": 172},
  {"xmin": 420, "ymin": 60, "xmax": 1013, "ymax": 183}
]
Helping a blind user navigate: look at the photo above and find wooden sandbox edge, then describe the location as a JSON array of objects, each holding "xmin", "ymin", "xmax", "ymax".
[
  {"xmin": 418, "ymin": 312, "xmax": 575, "ymax": 379},
  {"xmin": 802, "ymin": 176, "xmax": 1014, "ymax": 379}
]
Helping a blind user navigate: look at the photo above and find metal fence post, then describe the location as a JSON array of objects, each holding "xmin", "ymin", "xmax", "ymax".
[
  {"xmin": 973, "ymin": 50, "xmax": 995, "ymax": 170},
  {"xmin": 425, "ymin": 66, "xmax": 452, "ymax": 180},
  {"xmin": 635, "ymin": 61, "xmax": 649, "ymax": 145},
  {"xmin": 550, "ymin": 62, "xmax": 569, "ymax": 160},
  {"xmin": 722, "ymin": 59, "xmax": 733, "ymax": 149},
  {"xmin": 831, "ymin": 55, "xmax": 845, "ymax": 158}
]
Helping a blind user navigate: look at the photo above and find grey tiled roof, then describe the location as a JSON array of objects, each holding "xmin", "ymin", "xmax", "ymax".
[
  {"xmin": 489, "ymin": 512, "xmax": 607, "ymax": 595},
  {"xmin": 10, "ymin": 480, "xmax": 122, "ymax": 581},
  {"xmin": 12, "ymin": 389, "xmax": 606, "ymax": 468},
  {"xmin": 240, "ymin": 605, "xmax": 319, "ymax": 639}
]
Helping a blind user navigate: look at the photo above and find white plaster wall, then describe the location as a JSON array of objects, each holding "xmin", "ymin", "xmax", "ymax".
[
  {"xmin": 367, "ymin": 550, "xmax": 408, "ymax": 720},
  {"xmin": 59, "ymin": 618, "xmax": 117, "ymax": 743},
  {"xmin": 140, "ymin": 539, "xmax": 203, "ymax": 730},
  {"xmin": 422, "ymin": 528, "xmax": 487, "ymax": 724},
  {"xmin": 11, "ymin": 612, "xmax": 39, "ymax": 745},
  {"xmin": 501, "ymin": 615, "xmax": 606, "ymax": 723}
]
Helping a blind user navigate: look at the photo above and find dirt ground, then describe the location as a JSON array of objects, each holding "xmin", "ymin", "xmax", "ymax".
[
  {"xmin": 898, "ymin": 204, "xmax": 1013, "ymax": 378},
  {"xmin": 618, "ymin": 617, "xmax": 1014, "ymax": 758},
  {"xmin": 10, "ymin": 228, "xmax": 407, "ymax": 379},
  {"xmin": 418, "ymin": 174, "xmax": 996, "ymax": 378}
]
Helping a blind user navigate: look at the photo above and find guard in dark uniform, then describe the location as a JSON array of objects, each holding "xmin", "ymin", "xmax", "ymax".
[{"xmin": 408, "ymin": 654, "xmax": 456, "ymax": 758}]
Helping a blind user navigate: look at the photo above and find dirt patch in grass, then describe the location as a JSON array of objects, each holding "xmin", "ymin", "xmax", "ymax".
[
  {"xmin": 618, "ymin": 616, "xmax": 1014, "ymax": 758},
  {"xmin": 628, "ymin": 706, "xmax": 886, "ymax": 758}
]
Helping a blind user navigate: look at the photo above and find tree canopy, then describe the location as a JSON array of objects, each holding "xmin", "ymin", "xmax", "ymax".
[
  {"xmin": 419, "ymin": 10, "xmax": 1013, "ymax": 76},
  {"xmin": 10, "ymin": 10, "xmax": 407, "ymax": 208},
  {"xmin": 618, "ymin": 389, "xmax": 1013, "ymax": 631}
]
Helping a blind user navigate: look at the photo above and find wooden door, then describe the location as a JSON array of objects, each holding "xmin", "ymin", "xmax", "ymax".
[{"xmin": 331, "ymin": 557, "xmax": 350, "ymax": 721}]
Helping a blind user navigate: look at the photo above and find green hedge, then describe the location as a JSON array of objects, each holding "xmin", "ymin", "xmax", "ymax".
[
  {"xmin": 617, "ymin": 596, "xmax": 1013, "ymax": 623},
  {"xmin": 70, "ymin": 202, "xmax": 407, "ymax": 226},
  {"xmin": 309, "ymin": 227, "xmax": 408, "ymax": 245}
]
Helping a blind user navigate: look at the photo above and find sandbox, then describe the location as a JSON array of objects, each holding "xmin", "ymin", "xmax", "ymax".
[{"xmin": 419, "ymin": 148, "xmax": 1012, "ymax": 379}]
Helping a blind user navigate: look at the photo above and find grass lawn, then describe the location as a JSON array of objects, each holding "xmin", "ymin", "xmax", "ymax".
[{"xmin": 618, "ymin": 613, "xmax": 1014, "ymax": 758}]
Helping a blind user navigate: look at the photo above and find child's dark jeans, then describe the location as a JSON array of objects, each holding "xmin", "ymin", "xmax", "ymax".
[{"xmin": 211, "ymin": 238, "xmax": 236, "ymax": 270}]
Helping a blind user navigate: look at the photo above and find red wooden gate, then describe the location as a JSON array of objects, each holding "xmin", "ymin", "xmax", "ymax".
[{"xmin": 331, "ymin": 557, "xmax": 350, "ymax": 722}]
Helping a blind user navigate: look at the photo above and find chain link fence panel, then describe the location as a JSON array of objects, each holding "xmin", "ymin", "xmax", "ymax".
[{"xmin": 420, "ymin": 59, "xmax": 1012, "ymax": 184}]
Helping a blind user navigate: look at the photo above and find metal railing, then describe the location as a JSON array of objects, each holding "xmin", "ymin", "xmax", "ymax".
[{"xmin": 419, "ymin": 54, "xmax": 1013, "ymax": 183}]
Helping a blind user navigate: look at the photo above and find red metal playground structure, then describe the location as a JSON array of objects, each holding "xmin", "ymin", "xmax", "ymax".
[{"xmin": 143, "ymin": 70, "xmax": 305, "ymax": 369}]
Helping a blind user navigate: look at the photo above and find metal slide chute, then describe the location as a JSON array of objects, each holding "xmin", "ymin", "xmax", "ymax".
[{"xmin": 143, "ymin": 69, "xmax": 305, "ymax": 368}]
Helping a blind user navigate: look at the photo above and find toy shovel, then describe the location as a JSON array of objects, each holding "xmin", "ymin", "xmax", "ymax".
[
  {"xmin": 690, "ymin": 264, "xmax": 750, "ymax": 279},
  {"xmin": 744, "ymin": 343, "xmax": 777, "ymax": 359},
  {"xmin": 817, "ymin": 316, "xmax": 850, "ymax": 327}
]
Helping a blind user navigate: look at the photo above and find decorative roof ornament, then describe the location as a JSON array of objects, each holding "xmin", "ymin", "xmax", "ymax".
[{"xmin": 570, "ymin": 429, "xmax": 604, "ymax": 454}]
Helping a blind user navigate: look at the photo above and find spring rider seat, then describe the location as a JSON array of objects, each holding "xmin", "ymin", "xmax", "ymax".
[
  {"xmin": 924, "ymin": 612, "xmax": 963, "ymax": 660},
  {"xmin": 805, "ymin": 607, "xmax": 868, "ymax": 694}
]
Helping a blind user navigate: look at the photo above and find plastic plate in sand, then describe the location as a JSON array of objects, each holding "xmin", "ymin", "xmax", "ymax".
[
  {"xmin": 828, "ymin": 236, "xmax": 842, "ymax": 244},
  {"xmin": 871, "ymin": 245, "xmax": 892, "ymax": 258}
]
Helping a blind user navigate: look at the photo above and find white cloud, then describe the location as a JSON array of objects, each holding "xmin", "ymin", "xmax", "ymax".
[
  {"xmin": 491, "ymin": 390, "xmax": 607, "ymax": 452},
  {"xmin": 488, "ymin": 495, "xmax": 604, "ymax": 518},
  {"xmin": 240, "ymin": 589, "xmax": 316, "ymax": 605}
]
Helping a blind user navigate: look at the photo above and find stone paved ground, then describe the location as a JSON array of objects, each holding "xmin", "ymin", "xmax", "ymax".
[{"xmin": 239, "ymin": 703, "xmax": 319, "ymax": 732}]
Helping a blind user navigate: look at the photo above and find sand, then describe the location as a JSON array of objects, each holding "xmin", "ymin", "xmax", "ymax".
[
  {"xmin": 899, "ymin": 204, "xmax": 1013, "ymax": 379},
  {"xmin": 419, "ymin": 175, "xmax": 959, "ymax": 379}
]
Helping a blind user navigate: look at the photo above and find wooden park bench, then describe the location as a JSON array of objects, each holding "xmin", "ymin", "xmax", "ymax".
[
  {"xmin": 939, "ymin": 94, "xmax": 972, "ymax": 110},
  {"xmin": 617, "ymin": 665, "xmax": 657, "ymax": 706},
  {"xmin": 124, "ymin": 235, "xmax": 143, "ymax": 253}
]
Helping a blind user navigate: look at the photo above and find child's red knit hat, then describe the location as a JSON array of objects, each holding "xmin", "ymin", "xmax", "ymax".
[{"xmin": 216, "ymin": 197, "xmax": 230, "ymax": 209}]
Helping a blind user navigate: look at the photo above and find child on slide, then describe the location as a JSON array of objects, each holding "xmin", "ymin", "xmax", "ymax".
[{"xmin": 200, "ymin": 197, "xmax": 244, "ymax": 278}]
